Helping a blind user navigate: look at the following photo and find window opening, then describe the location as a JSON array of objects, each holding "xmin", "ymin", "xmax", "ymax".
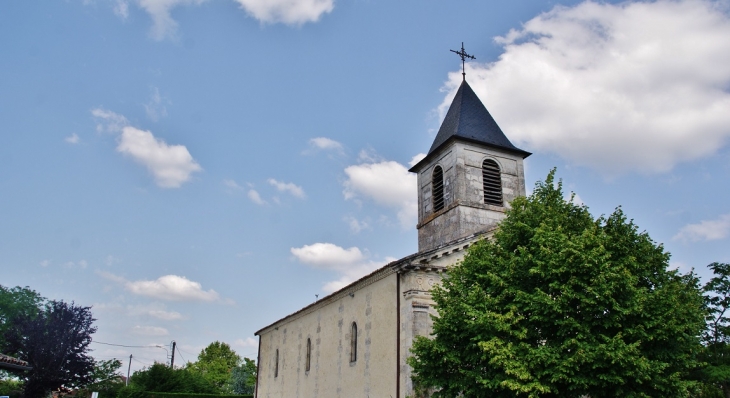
[
  {"xmin": 350, "ymin": 322, "xmax": 358, "ymax": 363},
  {"xmin": 274, "ymin": 349, "xmax": 279, "ymax": 377},
  {"xmin": 432, "ymin": 166, "xmax": 445, "ymax": 212},
  {"xmin": 482, "ymin": 159, "xmax": 502, "ymax": 206},
  {"xmin": 305, "ymin": 338, "xmax": 311, "ymax": 372}
]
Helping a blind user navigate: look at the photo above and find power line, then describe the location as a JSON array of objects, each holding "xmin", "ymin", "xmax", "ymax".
[
  {"xmin": 92, "ymin": 341, "xmax": 163, "ymax": 349},
  {"xmin": 176, "ymin": 345, "xmax": 187, "ymax": 364}
]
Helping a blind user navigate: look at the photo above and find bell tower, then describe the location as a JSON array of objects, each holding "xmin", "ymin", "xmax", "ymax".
[{"xmin": 409, "ymin": 80, "xmax": 531, "ymax": 252}]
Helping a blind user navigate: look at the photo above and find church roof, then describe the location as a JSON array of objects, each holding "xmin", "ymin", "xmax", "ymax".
[
  {"xmin": 254, "ymin": 227, "xmax": 497, "ymax": 336},
  {"xmin": 409, "ymin": 80, "xmax": 530, "ymax": 172}
]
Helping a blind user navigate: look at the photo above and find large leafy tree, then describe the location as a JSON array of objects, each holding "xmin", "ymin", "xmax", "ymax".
[
  {"xmin": 700, "ymin": 262, "xmax": 730, "ymax": 397},
  {"xmin": 3, "ymin": 300, "xmax": 97, "ymax": 398},
  {"xmin": 0, "ymin": 285, "xmax": 44, "ymax": 348},
  {"xmin": 409, "ymin": 170, "xmax": 706, "ymax": 397},
  {"xmin": 189, "ymin": 341, "xmax": 241, "ymax": 391}
]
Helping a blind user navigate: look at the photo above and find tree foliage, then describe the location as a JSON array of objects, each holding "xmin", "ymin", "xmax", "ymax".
[
  {"xmin": 700, "ymin": 262, "xmax": 730, "ymax": 397},
  {"xmin": 79, "ymin": 359, "xmax": 125, "ymax": 398},
  {"xmin": 0, "ymin": 285, "xmax": 44, "ymax": 348},
  {"xmin": 229, "ymin": 358, "xmax": 256, "ymax": 395},
  {"xmin": 3, "ymin": 300, "xmax": 97, "ymax": 398},
  {"xmin": 408, "ymin": 170, "xmax": 706, "ymax": 397},
  {"xmin": 126, "ymin": 363, "xmax": 218, "ymax": 394},
  {"xmin": 189, "ymin": 341, "xmax": 241, "ymax": 391}
]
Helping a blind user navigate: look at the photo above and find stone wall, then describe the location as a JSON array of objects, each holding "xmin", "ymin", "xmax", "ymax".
[
  {"xmin": 256, "ymin": 272, "xmax": 398, "ymax": 398},
  {"xmin": 416, "ymin": 142, "xmax": 526, "ymax": 252}
]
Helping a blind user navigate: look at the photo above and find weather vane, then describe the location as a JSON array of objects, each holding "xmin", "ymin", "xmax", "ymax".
[{"xmin": 450, "ymin": 42, "xmax": 475, "ymax": 81}]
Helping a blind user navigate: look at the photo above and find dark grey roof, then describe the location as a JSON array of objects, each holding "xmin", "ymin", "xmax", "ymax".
[
  {"xmin": 0, "ymin": 353, "xmax": 31, "ymax": 371},
  {"xmin": 410, "ymin": 80, "xmax": 530, "ymax": 172}
]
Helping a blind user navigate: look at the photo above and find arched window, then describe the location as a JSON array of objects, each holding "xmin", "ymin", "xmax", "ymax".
[
  {"xmin": 305, "ymin": 338, "xmax": 311, "ymax": 372},
  {"xmin": 350, "ymin": 322, "xmax": 358, "ymax": 363},
  {"xmin": 432, "ymin": 166, "xmax": 445, "ymax": 212},
  {"xmin": 482, "ymin": 159, "xmax": 502, "ymax": 206},
  {"xmin": 274, "ymin": 349, "xmax": 279, "ymax": 377}
]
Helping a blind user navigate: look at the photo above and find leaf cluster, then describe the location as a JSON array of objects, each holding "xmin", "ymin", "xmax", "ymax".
[{"xmin": 409, "ymin": 169, "xmax": 705, "ymax": 397}]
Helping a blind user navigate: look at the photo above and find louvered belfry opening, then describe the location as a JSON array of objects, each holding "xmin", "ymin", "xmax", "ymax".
[
  {"xmin": 432, "ymin": 166, "xmax": 445, "ymax": 212},
  {"xmin": 482, "ymin": 159, "xmax": 503, "ymax": 206}
]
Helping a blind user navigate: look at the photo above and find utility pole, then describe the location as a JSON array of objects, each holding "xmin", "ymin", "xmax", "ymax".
[
  {"xmin": 170, "ymin": 340, "xmax": 176, "ymax": 368},
  {"xmin": 126, "ymin": 354, "xmax": 132, "ymax": 386}
]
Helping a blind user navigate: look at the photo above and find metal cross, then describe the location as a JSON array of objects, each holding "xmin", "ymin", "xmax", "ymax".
[{"xmin": 450, "ymin": 42, "xmax": 475, "ymax": 81}]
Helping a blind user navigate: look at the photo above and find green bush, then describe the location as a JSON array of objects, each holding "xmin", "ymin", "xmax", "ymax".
[{"xmin": 0, "ymin": 378, "xmax": 24, "ymax": 398}]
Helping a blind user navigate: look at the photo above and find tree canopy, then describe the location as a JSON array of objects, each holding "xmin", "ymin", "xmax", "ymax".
[
  {"xmin": 408, "ymin": 170, "xmax": 706, "ymax": 397},
  {"xmin": 3, "ymin": 300, "xmax": 97, "ymax": 398},
  {"xmin": 699, "ymin": 262, "xmax": 730, "ymax": 397},
  {"xmin": 0, "ymin": 285, "xmax": 44, "ymax": 348},
  {"xmin": 229, "ymin": 358, "xmax": 257, "ymax": 395},
  {"xmin": 125, "ymin": 363, "xmax": 218, "ymax": 395},
  {"xmin": 189, "ymin": 341, "xmax": 242, "ymax": 391}
]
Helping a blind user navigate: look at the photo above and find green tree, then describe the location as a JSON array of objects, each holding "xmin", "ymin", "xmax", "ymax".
[
  {"xmin": 79, "ymin": 359, "xmax": 125, "ymax": 398},
  {"xmin": 189, "ymin": 341, "xmax": 241, "ymax": 391},
  {"xmin": 229, "ymin": 357, "xmax": 256, "ymax": 395},
  {"xmin": 3, "ymin": 300, "xmax": 97, "ymax": 398},
  {"xmin": 0, "ymin": 285, "xmax": 44, "ymax": 348},
  {"xmin": 699, "ymin": 262, "xmax": 730, "ymax": 397},
  {"xmin": 408, "ymin": 170, "xmax": 706, "ymax": 397},
  {"xmin": 125, "ymin": 362, "xmax": 217, "ymax": 394}
]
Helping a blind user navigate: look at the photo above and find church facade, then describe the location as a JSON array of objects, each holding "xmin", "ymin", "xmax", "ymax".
[{"xmin": 254, "ymin": 79, "xmax": 530, "ymax": 398}]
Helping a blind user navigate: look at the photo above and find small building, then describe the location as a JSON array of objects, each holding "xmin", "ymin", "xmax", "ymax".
[{"xmin": 254, "ymin": 78, "xmax": 530, "ymax": 398}]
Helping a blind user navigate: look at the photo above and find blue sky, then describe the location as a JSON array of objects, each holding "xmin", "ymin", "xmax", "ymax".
[{"xmin": 1, "ymin": 0, "xmax": 729, "ymax": 372}]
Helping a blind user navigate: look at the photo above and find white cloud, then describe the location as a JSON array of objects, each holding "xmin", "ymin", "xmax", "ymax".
[
  {"xmin": 105, "ymin": 255, "xmax": 121, "ymax": 266},
  {"xmin": 132, "ymin": 325, "xmax": 169, "ymax": 336},
  {"xmin": 119, "ymin": 0, "xmax": 332, "ymax": 41},
  {"xmin": 65, "ymin": 133, "xmax": 80, "ymax": 144},
  {"xmin": 310, "ymin": 137, "xmax": 342, "ymax": 150},
  {"xmin": 674, "ymin": 213, "xmax": 730, "ymax": 242},
  {"xmin": 148, "ymin": 309, "xmax": 185, "ymax": 320},
  {"xmin": 343, "ymin": 158, "xmax": 417, "ymax": 229},
  {"xmin": 63, "ymin": 260, "xmax": 88, "ymax": 269},
  {"xmin": 233, "ymin": 0, "xmax": 334, "ymax": 25},
  {"xmin": 144, "ymin": 87, "xmax": 168, "ymax": 122},
  {"xmin": 126, "ymin": 275, "xmax": 220, "ymax": 301},
  {"xmin": 443, "ymin": 0, "xmax": 730, "ymax": 175},
  {"xmin": 291, "ymin": 243, "xmax": 364, "ymax": 268},
  {"xmin": 135, "ymin": 0, "xmax": 207, "ymax": 40},
  {"xmin": 114, "ymin": 0, "xmax": 130, "ymax": 20},
  {"xmin": 291, "ymin": 242, "xmax": 395, "ymax": 293},
  {"xmin": 99, "ymin": 272, "xmax": 222, "ymax": 302},
  {"xmin": 224, "ymin": 179, "xmax": 243, "ymax": 190},
  {"xmin": 268, "ymin": 178, "xmax": 306, "ymax": 199},
  {"xmin": 408, "ymin": 153, "xmax": 426, "ymax": 167},
  {"xmin": 117, "ymin": 126, "xmax": 202, "ymax": 188},
  {"xmin": 234, "ymin": 337, "xmax": 258, "ymax": 349},
  {"xmin": 39, "ymin": 260, "xmax": 50, "ymax": 267},
  {"xmin": 344, "ymin": 216, "xmax": 370, "ymax": 234},
  {"xmin": 247, "ymin": 189, "xmax": 266, "ymax": 205},
  {"xmin": 92, "ymin": 108, "xmax": 129, "ymax": 134},
  {"xmin": 127, "ymin": 303, "xmax": 187, "ymax": 320}
]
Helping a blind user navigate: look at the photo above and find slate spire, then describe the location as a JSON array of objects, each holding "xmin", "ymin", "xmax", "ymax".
[{"xmin": 427, "ymin": 80, "xmax": 530, "ymax": 158}]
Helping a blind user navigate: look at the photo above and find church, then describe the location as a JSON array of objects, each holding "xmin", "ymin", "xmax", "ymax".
[{"xmin": 253, "ymin": 69, "xmax": 531, "ymax": 397}]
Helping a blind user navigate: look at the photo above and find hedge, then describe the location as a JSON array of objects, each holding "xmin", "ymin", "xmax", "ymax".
[
  {"xmin": 118, "ymin": 390, "xmax": 252, "ymax": 398},
  {"xmin": 148, "ymin": 393, "xmax": 252, "ymax": 398}
]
